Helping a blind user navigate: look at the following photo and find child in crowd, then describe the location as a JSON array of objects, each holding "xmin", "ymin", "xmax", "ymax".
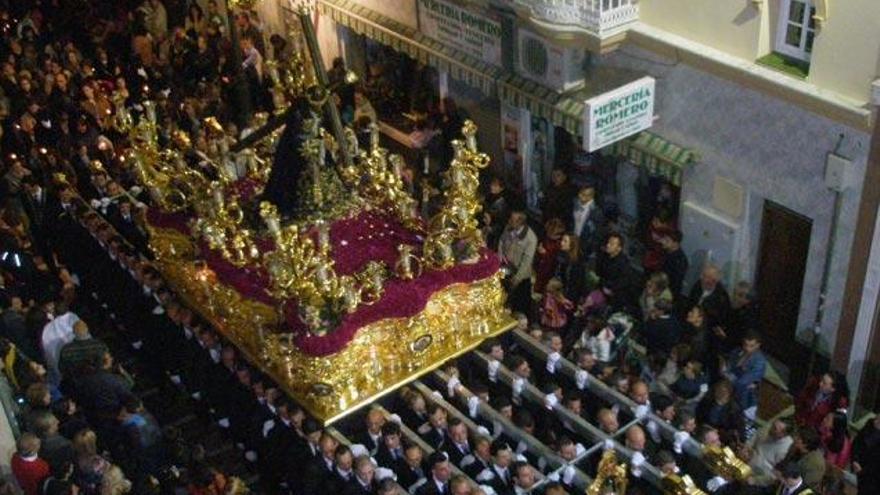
[{"xmin": 540, "ymin": 278, "xmax": 574, "ymax": 331}]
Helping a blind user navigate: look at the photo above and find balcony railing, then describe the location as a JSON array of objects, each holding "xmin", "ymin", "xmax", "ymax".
[{"xmin": 510, "ymin": 0, "xmax": 639, "ymax": 37}]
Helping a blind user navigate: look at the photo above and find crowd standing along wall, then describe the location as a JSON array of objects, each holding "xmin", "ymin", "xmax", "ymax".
[{"xmin": 602, "ymin": 43, "xmax": 870, "ymax": 355}]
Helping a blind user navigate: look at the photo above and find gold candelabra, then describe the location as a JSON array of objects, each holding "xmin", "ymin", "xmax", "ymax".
[
  {"xmin": 423, "ymin": 120, "xmax": 489, "ymax": 268},
  {"xmin": 345, "ymin": 124, "xmax": 420, "ymax": 230},
  {"xmin": 259, "ymin": 201, "xmax": 385, "ymax": 335}
]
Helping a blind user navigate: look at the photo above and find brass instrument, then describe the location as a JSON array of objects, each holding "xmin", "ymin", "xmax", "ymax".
[
  {"xmin": 587, "ymin": 450, "xmax": 629, "ymax": 495},
  {"xmin": 662, "ymin": 474, "xmax": 707, "ymax": 495},
  {"xmin": 702, "ymin": 445, "xmax": 751, "ymax": 482}
]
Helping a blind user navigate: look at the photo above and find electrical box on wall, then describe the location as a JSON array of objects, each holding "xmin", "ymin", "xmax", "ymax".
[{"xmin": 824, "ymin": 153, "xmax": 853, "ymax": 192}]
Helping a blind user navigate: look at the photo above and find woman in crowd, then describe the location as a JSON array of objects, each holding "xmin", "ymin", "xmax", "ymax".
[
  {"xmin": 534, "ymin": 217, "xmax": 565, "ymax": 294},
  {"xmin": 819, "ymin": 410, "xmax": 852, "ymax": 469}
]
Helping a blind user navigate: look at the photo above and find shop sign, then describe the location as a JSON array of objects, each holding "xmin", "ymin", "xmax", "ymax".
[
  {"xmin": 583, "ymin": 76, "xmax": 655, "ymax": 152},
  {"xmin": 418, "ymin": 0, "xmax": 502, "ymax": 66}
]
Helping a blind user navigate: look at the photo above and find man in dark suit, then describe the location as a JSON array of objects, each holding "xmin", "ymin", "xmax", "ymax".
[
  {"xmin": 301, "ymin": 432, "xmax": 339, "ymax": 495},
  {"xmin": 396, "ymin": 441, "xmax": 427, "ymax": 492},
  {"xmin": 326, "ymin": 444, "xmax": 356, "ymax": 494},
  {"xmin": 686, "ymin": 264, "xmax": 731, "ymax": 331},
  {"xmin": 660, "ymin": 230, "xmax": 688, "ymax": 299},
  {"xmin": 475, "ymin": 440, "xmax": 515, "ymax": 495},
  {"xmin": 345, "ymin": 455, "xmax": 378, "ymax": 495},
  {"xmin": 107, "ymin": 199, "xmax": 148, "ymax": 252},
  {"xmin": 569, "ymin": 185, "xmax": 606, "ymax": 262},
  {"xmin": 21, "ymin": 177, "xmax": 51, "ymax": 258},
  {"xmin": 462, "ymin": 435, "xmax": 492, "ymax": 480},
  {"xmin": 422, "ymin": 403, "xmax": 449, "ymax": 450},
  {"xmin": 353, "ymin": 408, "xmax": 385, "ymax": 455},
  {"xmin": 375, "ymin": 421, "xmax": 405, "ymax": 472},
  {"xmin": 641, "ymin": 299, "xmax": 683, "ymax": 354},
  {"xmin": 262, "ymin": 400, "xmax": 300, "ymax": 489},
  {"xmin": 414, "ymin": 451, "xmax": 452, "ymax": 495},
  {"xmin": 442, "ymin": 418, "xmax": 471, "ymax": 467},
  {"xmin": 775, "ymin": 462, "xmax": 815, "ymax": 495},
  {"xmin": 595, "ymin": 233, "xmax": 638, "ymax": 312}
]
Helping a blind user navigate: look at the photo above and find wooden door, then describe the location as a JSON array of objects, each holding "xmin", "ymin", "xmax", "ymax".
[{"xmin": 756, "ymin": 201, "xmax": 812, "ymax": 364}]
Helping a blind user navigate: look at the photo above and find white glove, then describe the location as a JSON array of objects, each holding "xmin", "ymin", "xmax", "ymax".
[
  {"xmin": 603, "ymin": 439, "xmax": 615, "ymax": 451},
  {"xmin": 562, "ymin": 465, "xmax": 576, "ymax": 485},
  {"xmin": 699, "ymin": 383, "xmax": 709, "ymax": 394},
  {"xmin": 262, "ymin": 419, "xmax": 275, "ymax": 437},
  {"xmin": 218, "ymin": 418, "xmax": 230, "ymax": 428},
  {"xmin": 431, "ymin": 390, "xmax": 444, "ymax": 401},
  {"xmin": 447, "ymin": 376, "xmax": 461, "ymax": 398},
  {"xmin": 476, "ymin": 426, "xmax": 490, "ymax": 437},
  {"xmin": 575, "ymin": 370, "xmax": 589, "ymax": 390},
  {"xmin": 516, "ymin": 440, "xmax": 528, "ymax": 455},
  {"xmin": 575, "ymin": 443, "xmax": 586, "ymax": 457},
  {"xmin": 90, "ymin": 199, "xmax": 101, "ymax": 209},
  {"xmin": 646, "ymin": 420, "xmax": 660, "ymax": 443},
  {"xmin": 476, "ymin": 470, "xmax": 495, "ymax": 483},
  {"xmin": 634, "ymin": 404, "xmax": 650, "ymax": 419},
  {"xmin": 350, "ymin": 444, "xmax": 369, "ymax": 458},
  {"xmin": 389, "ymin": 413, "xmax": 402, "ymax": 425},
  {"xmin": 169, "ymin": 374, "xmax": 181, "ymax": 385},
  {"xmin": 631, "ymin": 452, "xmax": 645, "ymax": 478},
  {"xmin": 673, "ymin": 431, "xmax": 691, "ymax": 454},
  {"xmin": 488, "ymin": 360, "xmax": 500, "ymax": 383},
  {"xmin": 375, "ymin": 467, "xmax": 396, "ymax": 481},
  {"xmin": 479, "ymin": 485, "xmax": 496, "ymax": 495},
  {"xmin": 546, "ymin": 352, "xmax": 561, "ymax": 374},
  {"xmin": 512, "ymin": 378, "xmax": 525, "ymax": 403},
  {"xmin": 547, "ymin": 471, "xmax": 560, "ymax": 482},
  {"xmin": 137, "ymin": 68, "xmax": 148, "ymax": 78},
  {"xmin": 130, "ymin": 185, "xmax": 143, "ymax": 196},
  {"xmin": 544, "ymin": 393, "xmax": 558, "ymax": 410},
  {"xmin": 515, "ymin": 453, "xmax": 528, "ymax": 463},
  {"xmin": 707, "ymin": 476, "xmax": 728, "ymax": 492},
  {"xmin": 467, "ymin": 396, "xmax": 480, "ymax": 418}
]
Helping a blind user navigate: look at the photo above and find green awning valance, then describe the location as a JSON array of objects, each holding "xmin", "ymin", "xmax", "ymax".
[
  {"xmin": 319, "ymin": 0, "xmax": 501, "ymax": 96},
  {"xmin": 609, "ymin": 131, "xmax": 698, "ymax": 186},
  {"xmin": 317, "ymin": 0, "xmax": 584, "ymax": 136},
  {"xmin": 497, "ymin": 75, "xmax": 584, "ymax": 136}
]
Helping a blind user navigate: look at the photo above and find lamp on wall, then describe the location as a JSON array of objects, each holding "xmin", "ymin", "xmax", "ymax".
[{"xmin": 812, "ymin": 0, "xmax": 829, "ymax": 29}]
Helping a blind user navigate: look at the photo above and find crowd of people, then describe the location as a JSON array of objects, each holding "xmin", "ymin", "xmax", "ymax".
[
  {"xmin": 0, "ymin": 1, "xmax": 878, "ymax": 495},
  {"xmin": 0, "ymin": 0, "xmax": 281, "ymax": 493}
]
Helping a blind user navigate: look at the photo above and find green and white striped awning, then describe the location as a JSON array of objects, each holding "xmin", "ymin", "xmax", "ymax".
[
  {"xmin": 317, "ymin": 0, "xmax": 584, "ymax": 135},
  {"xmin": 319, "ymin": 0, "xmax": 501, "ymax": 95},
  {"xmin": 609, "ymin": 131, "xmax": 698, "ymax": 186},
  {"xmin": 497, "ymin": 74, "xmax": 584, "ymax": 136}
]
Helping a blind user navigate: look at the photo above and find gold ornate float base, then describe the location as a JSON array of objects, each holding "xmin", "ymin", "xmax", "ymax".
[{"xmin": 149, "ymin": 226, "xmax": 515, "ymax": 424}]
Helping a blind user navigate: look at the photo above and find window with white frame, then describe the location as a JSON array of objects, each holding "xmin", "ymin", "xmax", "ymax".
[{"xmin": 776, "ymin": 0, "xmax": 816, "ymax": 61}]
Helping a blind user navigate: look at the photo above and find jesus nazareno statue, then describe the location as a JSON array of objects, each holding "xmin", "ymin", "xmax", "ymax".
[{"xmin": 261, "ymin": 97, "xmax": 312, "ymax": 217}]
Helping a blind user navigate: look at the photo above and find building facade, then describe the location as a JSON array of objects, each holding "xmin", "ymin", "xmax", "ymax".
[{"xmin": 276, "ymin": 0, "xmax": 880, "ymax": 410}]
